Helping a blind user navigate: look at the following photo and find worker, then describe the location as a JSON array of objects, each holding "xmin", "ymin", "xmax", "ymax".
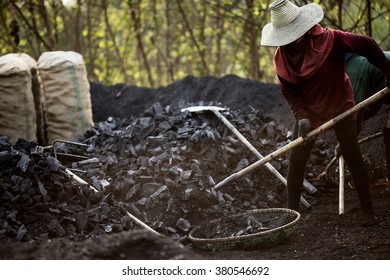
[
  {"xmin": 260, "ymin": 0, "xmax": 390, "ymax": 226},
  {"xmin": 346, "ymin": 52, "xmax": 390, "ymax": 183}
]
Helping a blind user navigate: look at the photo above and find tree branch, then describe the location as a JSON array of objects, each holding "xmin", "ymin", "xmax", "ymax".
[{"xmin": 11, "ymin": 0, "xmax": 52, "ymax": 50}]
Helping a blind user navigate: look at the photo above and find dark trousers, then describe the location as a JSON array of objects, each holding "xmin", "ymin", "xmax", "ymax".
[{"xmin": 287, "ymin": 119, "xmax": 373, "ymax": 212}]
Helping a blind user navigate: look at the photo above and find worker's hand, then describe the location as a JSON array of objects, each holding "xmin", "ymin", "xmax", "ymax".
[{"xmin": 298, "ymin": 118, "xmax": 311, "ymax": 140}]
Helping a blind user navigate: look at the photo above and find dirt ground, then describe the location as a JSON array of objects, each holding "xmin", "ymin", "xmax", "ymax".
[{"xmin": 1, "ymin": 74, "xmax": 389, "ymax": 260}]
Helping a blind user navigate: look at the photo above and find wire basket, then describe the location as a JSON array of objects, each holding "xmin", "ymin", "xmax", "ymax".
[
  {"xmin": 324, "ymin": 132, "xmax": 386, "ymax": 186},
  {"xmin": 189, "ymin": 208, "xmax": 300, "ymax": 251}
]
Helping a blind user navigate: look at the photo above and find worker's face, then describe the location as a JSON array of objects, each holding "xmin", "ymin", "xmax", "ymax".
[
  {"xmin": 286, "ymin": 32, "xmax": 307, "ymax": 48},
  {"xmin": 294, "ymin": 34, "xmax": 305, "ymax": 44}
]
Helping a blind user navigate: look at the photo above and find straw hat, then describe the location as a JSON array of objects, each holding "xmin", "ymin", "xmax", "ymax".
[{"xmin": 260, "ymin": 0, "xmax": 324, "ymax": 47}]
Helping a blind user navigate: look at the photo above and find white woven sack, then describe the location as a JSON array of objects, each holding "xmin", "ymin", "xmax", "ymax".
[
  {"xmin": 0, "ymin": 56, "xmax": 37, "ymax": 144},
  {"xmin": 1, "ymin": 53, "xmax": 37, "ymax": 69},
  {"xmin": 0, "ymin": 53, "xmax": 48, "ymax": 145},
  {"xmin": 37, "ymin": 51, "xmax": 94, "ymax": 143}
]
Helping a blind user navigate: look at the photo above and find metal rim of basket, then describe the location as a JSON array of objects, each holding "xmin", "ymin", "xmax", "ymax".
[{"xmin": 189, "ymin": 208, "xmax": 300, "ymax": 246}]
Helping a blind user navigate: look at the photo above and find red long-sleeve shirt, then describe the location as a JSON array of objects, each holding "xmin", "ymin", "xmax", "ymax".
[{"xmin": 277, "ymin": 29, "xmax": 390, "ymax": 128}]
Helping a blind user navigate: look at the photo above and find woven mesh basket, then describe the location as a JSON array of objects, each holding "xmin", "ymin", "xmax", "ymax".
[
  {"xmin": 325, "ymin": 132, "xmax": 386, "ymax": 185},
  {"xmin": 189, "ymin": 208, "xmax": 300, "ymax": 251}
]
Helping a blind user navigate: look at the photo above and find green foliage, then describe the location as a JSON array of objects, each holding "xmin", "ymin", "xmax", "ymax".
[{"xmin": 0, "ymin": 0, "xmax": 388, "ymax": 87}]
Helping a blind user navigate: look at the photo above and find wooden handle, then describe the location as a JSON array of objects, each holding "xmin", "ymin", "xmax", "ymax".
[{"xmin": 339, "ymin": 156, "xmax": 345, "ymax": 215}]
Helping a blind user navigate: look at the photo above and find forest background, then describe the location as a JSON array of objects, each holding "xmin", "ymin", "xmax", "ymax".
[{"xmin": 0, "ymin": 0, "xmax": 389, "ymax": 87}]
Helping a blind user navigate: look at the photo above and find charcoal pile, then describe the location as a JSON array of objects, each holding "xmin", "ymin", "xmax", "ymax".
[
  {"xmin": 0, "ymin": 137, "xmax": 139, "ymax": 242},
  {"xmin": 0, "ymin": 96, "xmax": 333, "ymax": 245},
  {"xmin": 77, "ymin": 102, "xmax": 293, "ymax": 236},
  {"xmin": 90, "ymin": 74, "xmax": 292, "ymax": 126},
  {"xmin": 2, "ymin": 73, "xmax": 390, "ymax": 261}
]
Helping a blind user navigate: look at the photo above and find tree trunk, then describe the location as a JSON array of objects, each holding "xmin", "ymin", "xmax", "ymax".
[
  {"xmin": 164, "ymin": 0, "xmax": 175, "ymax": 82},
  {"xmin": 175, "ymin": 0, "xmax": 209, "ymax": 75},
  {"xmin": 151, "ymin": 0, "xmax": 161, "ymax": 86},
  {"xmin": 74, "ymin": 0, "xmax": 82, "ymax": 53},
  {"xmin": 245, "ymin": 0, "xmax": 260, "ymax": 80},
  {"xmin": 338, "ymin": 0, "xmax": 343, "ymax": 29},
  {"xmin": 86, "ymin": 0, "xmax": 97, "ymax": 81},
  {"xmin": 37, "ymin": 0, "xmax": 55, "ymax": 49},
  {"xmin": 51, "ymin": 1, "xmax": 60, "ymax": 46},
  {"xmin": 389, "ymin": 9, "xmax": 390, "ymax": 50},
  {"xmin": 102, "ymin": 0, "xmax": 129, "ymax": 84},
  {"xmin": 128, "ymin": 0, "xmax": 154, "ymax": 87},
  {"xmin": 216, "ymin": 0, "xmax": 224, "ymax": 75},
  {"xmin": 366, "ymin": 0, "xmax": 372, "ymax": 36}
]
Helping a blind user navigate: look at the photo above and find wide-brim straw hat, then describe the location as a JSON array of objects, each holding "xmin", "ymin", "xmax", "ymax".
[{"xmin": 261, "ymin": 0, "xmax": 324, "ymax": 47}]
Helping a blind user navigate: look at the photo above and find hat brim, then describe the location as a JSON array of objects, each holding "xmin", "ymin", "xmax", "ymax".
[{"xmin": 260, "ymin": 3, "xmax": 324, "ymax": 47}]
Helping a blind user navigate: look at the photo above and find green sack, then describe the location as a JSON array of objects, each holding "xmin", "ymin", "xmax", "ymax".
[{"xmin": 346, "ymin": 51, "xmax": 390, "ymax": 103}]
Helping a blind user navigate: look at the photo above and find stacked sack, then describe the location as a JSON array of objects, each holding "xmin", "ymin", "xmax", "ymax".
[
  {"xmin": 37, "ymin": 51, "xmax": 94, "ymax": 144},
  {"xmin": 0, "ymin": 53, "xmax": 37, "ymax": 144},
  {"xmin": 0, "ymin": 51, "xmax": 94, "ymax": 145}
]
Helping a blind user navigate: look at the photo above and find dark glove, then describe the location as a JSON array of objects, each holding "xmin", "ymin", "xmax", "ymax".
[
  {"xmin": 298, "ymin": 118, "xmax": 311, "ymax": 140},
  {"xmin": 386, "ymin": 76, "xmax": 390, "ymax": 88}
]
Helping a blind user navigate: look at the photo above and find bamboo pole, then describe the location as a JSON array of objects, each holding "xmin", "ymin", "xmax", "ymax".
[
  {"xmin": 339, "ymin": 155, "xmax": 345, "ymax": 215},
  {"xmin": 126, "ymin": 211, "xmax": 160, "ymax": 235},
  {"xmin": 65, "ymin": 168, "xmax": 99, "ymax": 192}
]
